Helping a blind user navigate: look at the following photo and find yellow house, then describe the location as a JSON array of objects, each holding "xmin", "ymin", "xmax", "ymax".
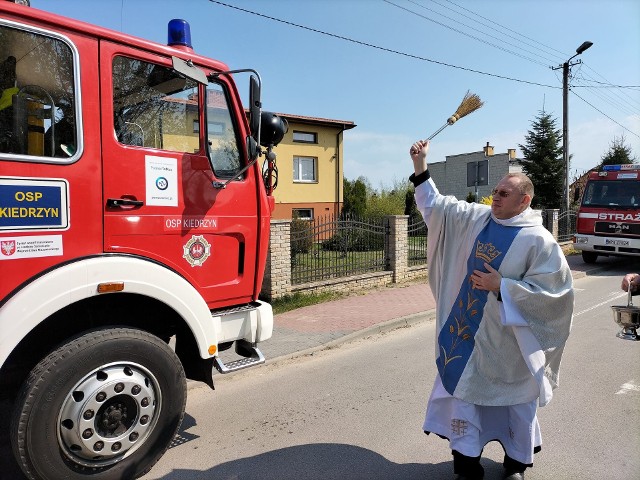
[{"xmin": 267, "ymin": 112, "xmax": 356, "ymax": 220}]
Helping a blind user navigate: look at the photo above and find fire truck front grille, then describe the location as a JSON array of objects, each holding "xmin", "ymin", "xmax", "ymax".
[{"xmin": 594, "ymin": 221, "xmax": 640, "ymax": 236}]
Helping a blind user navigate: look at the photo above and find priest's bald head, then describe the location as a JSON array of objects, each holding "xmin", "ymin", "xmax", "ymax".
[{"xmin": 490, "ymin": 173, "xmax": 534, "ymax": 220}]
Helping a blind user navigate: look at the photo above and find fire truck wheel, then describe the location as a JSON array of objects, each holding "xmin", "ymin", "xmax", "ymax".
[
  {"xmin": 10, "ymin": 327, "xmax": 187, "ymax": 480},
  {"xmin": 581, "ymin": 251, "xmax": 598, "ymax": 264}
]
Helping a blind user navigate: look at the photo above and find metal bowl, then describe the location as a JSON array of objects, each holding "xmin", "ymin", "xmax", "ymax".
[{"xmin": 611, "ymin": 289, "xmax": 640, "ymax": 341}]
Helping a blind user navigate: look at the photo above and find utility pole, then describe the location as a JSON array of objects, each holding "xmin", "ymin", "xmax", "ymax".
[{"xmin": 553, "ymin": 41, "xmax": 593, "ymax": 211}]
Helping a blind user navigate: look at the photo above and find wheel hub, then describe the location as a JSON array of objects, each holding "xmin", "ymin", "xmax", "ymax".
[{"xmin": 58, "ymin": 363, "xmax": 160, "ymax": 467}]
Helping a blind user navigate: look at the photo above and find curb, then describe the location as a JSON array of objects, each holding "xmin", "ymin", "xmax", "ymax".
[
  {"xmin": 266, "ymin": 309, "xmax": 437, "ymax": 365},
  {"xmin": 189, "ymin": 309, "xmax": 437, "ymax": 390}
]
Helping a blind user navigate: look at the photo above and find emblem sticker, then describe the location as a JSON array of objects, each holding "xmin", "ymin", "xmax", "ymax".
[
  {"xmin": 182, "ymin": 235, "xmax": 211, "ymax": 267},
  {"xmin": 0, "ymin": 234, "xmax": 63, "ymax": 260}
]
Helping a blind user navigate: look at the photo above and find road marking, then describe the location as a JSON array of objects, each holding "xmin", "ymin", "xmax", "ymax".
[
  {"xmin": 574, "ymin": 291, "xmax": 627, "ymax": 317},
  {"xmin": 616, "ymin": 381, "xmax": 640, "ymax": 395}
]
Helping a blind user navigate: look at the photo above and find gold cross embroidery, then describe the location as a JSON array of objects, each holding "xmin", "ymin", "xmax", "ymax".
[{"xmin": 451, "ymin": 419, "xmax": 468, "ymax": 436}]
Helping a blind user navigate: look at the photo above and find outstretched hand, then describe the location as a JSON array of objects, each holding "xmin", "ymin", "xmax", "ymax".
[
  {"xmin": 410, "ymin": 140, "xmax": 429, "ymax": 175},
  {"xmin": 470, "ymin": 262, "xmax": 501, "ymax": 292},
  {"xmin": 410, "ymin": 140, "xmax": 429, "ymax": 158}
]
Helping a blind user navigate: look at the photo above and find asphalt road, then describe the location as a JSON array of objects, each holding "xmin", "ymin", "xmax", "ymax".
[
  {"xmin": 1, "ymin": 261, "xmax": 638, "ymax": 480},
  {"xmin": 135, "ymin": 263, "xmax": 639, "ymax": 480}
]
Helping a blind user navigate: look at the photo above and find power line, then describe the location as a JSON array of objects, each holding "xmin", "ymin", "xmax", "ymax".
[
  {"xmin": 574, "ymin": 77, "xmax": 640, "ymax": 116},
  {"xmin": 421, "ymin": 0, "xmax": 640, "ymax": 138},
  {"xmin": 572, "ymin": 64, "xmax": 640, "ymax": 115},
  {"xmin": 207, "ymin": 0, "xmax": 559, "ymax": 89},
  {"xmin": 439, "ymin": 0, "xmax": 570, "ymax": 62},
  {"xmin": 581, "ymin": 65, "xmax": 640, "ymax": 110},
  {"xmin": 387, "ymin": 0, "xmax": 552, "ymax": 67},
  {"xmin": 405, "ymin": 0, "xmax": 563, "ymax": 66},
  {"xmin": 573, "ymin": 80, "xmax": 640, "ymax": 89},
  {"xmin": 572, "ymin": 90, "xmax": 640, "ymax": 140}
]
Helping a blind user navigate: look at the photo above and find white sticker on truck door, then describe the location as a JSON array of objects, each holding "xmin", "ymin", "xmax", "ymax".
[{"xmin": 145, "ymin": 156, "xmax": 178, "ymax": 206}]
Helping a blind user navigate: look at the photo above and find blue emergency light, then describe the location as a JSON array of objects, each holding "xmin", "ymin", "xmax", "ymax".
[
  {"xmin": 168, "ymin": 19, "xmax": 192, "ymax": 48},
  {"xmin": 603, "ymin": 164, "xmax": 640, "ymax": 171}
]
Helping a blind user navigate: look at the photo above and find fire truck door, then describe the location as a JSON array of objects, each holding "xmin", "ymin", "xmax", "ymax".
[{"xmin": 100, "ymin": 43, "xmax": 258, "ymax": 307}]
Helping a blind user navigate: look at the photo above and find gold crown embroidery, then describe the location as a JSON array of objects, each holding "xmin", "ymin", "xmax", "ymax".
[{"xmin": 475, "ymin": 240, "xmax": 501, "ymax": 263}]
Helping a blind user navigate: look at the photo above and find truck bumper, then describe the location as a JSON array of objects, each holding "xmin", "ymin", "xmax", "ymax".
[
  {"xmin": 573, "ymin": 234, "xmax": 640, "ymax": 257},
  {"xmin": 212, "ymin": 300, "xmax": 274, "ymax": 347}
]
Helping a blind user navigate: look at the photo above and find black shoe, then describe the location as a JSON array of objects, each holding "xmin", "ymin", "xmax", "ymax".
[{"xmin": 503, "ymin": 472, "xmax": 524, "ymax": 480}]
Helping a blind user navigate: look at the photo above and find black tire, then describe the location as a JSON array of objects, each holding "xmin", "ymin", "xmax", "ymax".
[
  {"xmin": 10, "ymin": 328, "xmax": 187, "ymax": 480},
  {"xmin": 581, "ymin": 251, "xmax": 598, "ymax": 264}
]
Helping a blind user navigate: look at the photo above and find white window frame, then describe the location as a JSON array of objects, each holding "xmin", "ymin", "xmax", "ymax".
[
  {"xmin": 293, "ymin": 208, "xmax": 313, "ymax": 220},
  {"xmin": 292, "ymin": 130, "xmax": 317, "ymax": 143},
  {"xmin": 293, "ymin": 156, "xmax": 317, "ymax": 182}
]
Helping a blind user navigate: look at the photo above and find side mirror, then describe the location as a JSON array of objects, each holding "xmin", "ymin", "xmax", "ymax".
[
  {"xmin": 246, "ymin": 135, "xmax": 259, "ymax": 161},
  {"xmin": 573, "ymin": 187, "xmax": 581, "ymax": 203},
  {"xmin": 249, "ymin": 75, "xmax": 261, "ymax": 140}
]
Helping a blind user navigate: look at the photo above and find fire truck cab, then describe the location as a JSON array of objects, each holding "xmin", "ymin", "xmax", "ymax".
[
  {"xmin": 0, "ymin": 1, "xmax": 286, "ymax": 479},
  {"xmin": 573, "ymin": 164, "xmax": 640, "ymax": 263}
]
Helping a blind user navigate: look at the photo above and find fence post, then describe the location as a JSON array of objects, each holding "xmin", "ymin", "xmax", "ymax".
[
  {"xmin": 543, "ymin": 208, "xmax": 560, "ymax": 240},
  {"xmin": 385, "ymin": 215, "xmax": 408, "ymax": 283},
  {"xmin": 260, "ymin": 219, "xmax": 292, "ymax": 300}
]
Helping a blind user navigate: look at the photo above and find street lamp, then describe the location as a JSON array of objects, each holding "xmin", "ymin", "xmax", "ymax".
[{"xmin": 555, "ymin": 41, "xmax": 593, "ymax": 211}]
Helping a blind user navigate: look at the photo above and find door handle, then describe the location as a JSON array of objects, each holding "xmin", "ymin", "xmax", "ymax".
[{"xmin": 106, "ymin": 198, "xmax": 144, "ymax": 209}]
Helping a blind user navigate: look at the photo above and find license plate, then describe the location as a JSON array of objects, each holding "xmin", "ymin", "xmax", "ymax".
[{"xmin": 605, "ymin": 239, "xmax": 629, "ymax": 246}]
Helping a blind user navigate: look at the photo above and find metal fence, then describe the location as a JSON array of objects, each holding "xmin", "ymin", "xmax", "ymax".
[
  {"xmin": 557, "ymin": 208, "xmax": 577, "ymax": 243},
  {"xmin": 408, "ymin": 217, "xmax": 428, "ymax": 267},
  {"xmin": 287, "ymin": 207, "xmax": 572, "ymax": 289},
  {"xmin": 290, "ymin": 214, "xmax": 387, "ymax": 285}
]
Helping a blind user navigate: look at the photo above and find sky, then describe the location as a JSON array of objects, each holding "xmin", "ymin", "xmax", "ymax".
[{"xmin": 29, "ymin": 0, "xmax": 640, "ymax": 191}]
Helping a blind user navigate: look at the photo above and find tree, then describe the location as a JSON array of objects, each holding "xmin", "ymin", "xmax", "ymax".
[
  {"xmin": 519, "ymin": 111, "xmax": 564, "ymax": 209},
  {"xmin": 366, "ymin": 184, "xmax": 406, "ymax": 219},
  {"xmin": 342, "ymin": 176, "xmax": 367, "ymax": 217},
  {"xmin": 598, "ymin": 134, "xmax": 636, "ymax": 167},
  {"xmin": 404, "ymin": 186, "xmax": 421, "ymax": 223}
]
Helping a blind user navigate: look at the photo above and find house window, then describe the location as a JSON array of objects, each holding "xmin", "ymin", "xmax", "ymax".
[
  {"xmin": 193, "ymin": 120, "xmax": 199, "ymax": 133},
  {"xmin": 293, "ymin": 156, "xmax": 317, "ymax": 182},
  {"xmin": 293, "ymin": 131, "xmax": 317, "ymax": 143},
  {"xmin": 293, "ymin": 208, "xmax": 313, "ymax": 220}
]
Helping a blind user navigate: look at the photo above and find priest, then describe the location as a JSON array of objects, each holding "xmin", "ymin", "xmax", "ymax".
[{"xmin": 409, "ymin": 140, "xmax": 574, "ymax": 480}]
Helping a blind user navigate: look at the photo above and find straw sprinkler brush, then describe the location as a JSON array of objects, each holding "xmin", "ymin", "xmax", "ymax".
[{"xmin": 426, "ymin": 90, "xmax": 484, "ymax": 141}]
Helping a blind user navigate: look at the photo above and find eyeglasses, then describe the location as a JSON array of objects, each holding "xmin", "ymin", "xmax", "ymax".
[{"xmin": 492, "ymin": 188, "xmax": 523, "ymax": 198}]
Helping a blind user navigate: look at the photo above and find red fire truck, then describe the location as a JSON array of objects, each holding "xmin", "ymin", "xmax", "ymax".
[
  {"xmin": 0, "ymin": 1, "xmax": 287, "ymax": 478},
  {"xmin": 573, "ymin": 164, "xmax": 640, "ymax": 263}
]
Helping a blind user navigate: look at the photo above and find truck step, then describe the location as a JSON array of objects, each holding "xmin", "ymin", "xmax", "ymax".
[{"xmin": 214, "ymin": 340, "xmax": 265, "ymax": 374}]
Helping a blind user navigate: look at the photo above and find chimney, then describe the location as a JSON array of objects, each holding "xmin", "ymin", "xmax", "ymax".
[
  {"xmin": 508, "ymin": 148, "xmax": 516, "ymax": 159},
  {"xmin": 483, "ymin": 141, "xmax": 494, "ymax": 156}
]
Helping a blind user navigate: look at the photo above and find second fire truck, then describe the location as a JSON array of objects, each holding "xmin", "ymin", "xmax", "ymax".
[{"xmin": 573, "ymin": 164, "xmax": 640, "ymax": 263}]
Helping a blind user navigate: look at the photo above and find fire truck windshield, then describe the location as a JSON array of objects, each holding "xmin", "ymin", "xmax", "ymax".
[{"xmin": 582, "ymin": 180, "xmax": 639, "ymax": 208}]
